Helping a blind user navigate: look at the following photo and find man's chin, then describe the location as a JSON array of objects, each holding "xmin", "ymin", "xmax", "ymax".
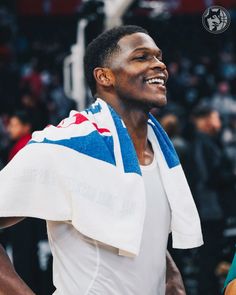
[
  {"xmin": 123, "ymin": 95, "xmax": 167, "ymax": 110},
  {"xmin": 149, "ymin": 96, "xmax": 167, "ymax": 108}
]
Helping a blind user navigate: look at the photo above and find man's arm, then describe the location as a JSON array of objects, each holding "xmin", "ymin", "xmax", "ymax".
[
  {"xmin": 0, "ymin": 217, "xmax": 25, "ymax": 229},
  {"xmin": 0, "ymin": 217, "xmax": 35, "ymax": 295},
  {"xmin": 0, "ymin": 244, "xmax": 35, "ymax": 295},
  {"xmin": 166, "ymin": 251, "xmax": 186, "ymax": 295},
  {"xmin": 225, "ymin": 279, "xmax": 236, "ymax": 295}
]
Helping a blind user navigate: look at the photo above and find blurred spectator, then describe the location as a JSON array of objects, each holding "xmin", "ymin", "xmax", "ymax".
[
  {"xmin": 222, "ymin": 114, "xmax": 236, "ymax": 146},
  {"xmin": 6, "ymin": 218, "xmax": 54, "ymax": 295},
  {"xmin": 48, "ymin": 74, "xmax": 77, "ymax": 125},
  {"xmin": 7, "ymin": 110, "xmax": 32, "ymax": 161},
  {"xmin": 20, "ymin": 59, "xmax": 43, "ymax": 99},
  {"xmin": 5, "ymin": 110, "xmax": 54, "ymax": 295},
  {"xmin": 158, "ymin": 110, "xmax": 189, "ymax": 168},
  {"xmin": 0, "ymin": 114, "xmax": 9, "ymax": 168},
  {"xmin": 219, "ymin": 114, "xmax": 236, "ymax": 253},
  {"xmin": 20, "ymin": 91, "xmax": 49, "ymax": 131},
  {"xmin": 186, "ymin": 105, "xmax": 224, "ymax": 295},
  {"xmin": 218, "ymin": 51, "xmax": 236, "ymax": 81},
  {"xmin": 211, "ymin": 81, "xmax": 236, "ymax": 119}
]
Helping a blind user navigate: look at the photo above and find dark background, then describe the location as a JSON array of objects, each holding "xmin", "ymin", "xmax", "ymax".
[{"xmin": 0, "ymin": 1, "xmax": 236, "ymax": 294}]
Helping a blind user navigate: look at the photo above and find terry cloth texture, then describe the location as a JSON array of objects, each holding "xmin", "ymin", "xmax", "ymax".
[{"xmin": 0, "ymin": 98, "xmax": 203, "ymax": 256}]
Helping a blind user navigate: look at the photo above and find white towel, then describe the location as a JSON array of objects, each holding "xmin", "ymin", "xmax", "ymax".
[{"xmin": 0, "ymin": 98, "xmax": 203, "ymax": 256}]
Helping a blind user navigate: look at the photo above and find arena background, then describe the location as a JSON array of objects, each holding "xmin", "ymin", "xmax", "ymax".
[{"xmin": 0, "ymin": 1, "xmax": 236, "ymax": 294}]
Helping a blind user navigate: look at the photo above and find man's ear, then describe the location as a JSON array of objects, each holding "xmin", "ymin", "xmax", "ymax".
[{"xmin": 93, "ymin": 67, "xmax": 115, "ymax": 89}]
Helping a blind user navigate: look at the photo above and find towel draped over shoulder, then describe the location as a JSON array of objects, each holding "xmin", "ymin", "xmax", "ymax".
[{"xmin": 0, "ymin": 98, "xmax": 203, "ymax": 256}]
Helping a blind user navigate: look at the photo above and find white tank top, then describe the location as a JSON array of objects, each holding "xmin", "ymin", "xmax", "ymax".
[{"xmin": 47, "ymin": 149, "xmax": 171, "ymax": 295}]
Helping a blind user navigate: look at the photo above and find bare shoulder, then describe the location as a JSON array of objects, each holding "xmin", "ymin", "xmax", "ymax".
[
  {"xmin": 0, "ymin": 217, "xmax": 25, "ymax": 229},
  {"xmin": 225, "ymin": 279, "xmax": 236, "ymax": 295}
]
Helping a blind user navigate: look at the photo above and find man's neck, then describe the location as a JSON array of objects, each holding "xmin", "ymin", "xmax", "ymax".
[{"xmin": 98, "ymin": 95, "xmax": 154, "ymax": 165}]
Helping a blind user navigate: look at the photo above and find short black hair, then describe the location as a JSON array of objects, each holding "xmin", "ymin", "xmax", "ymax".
[
  {"xmin": 192, "ymin": 105, "xmax": 216, "ymax": 119},
  {"xmin": 84, "ymin": 25, "xmax": 149, "ymax": 95},
  {"xmin": 11, "ymin": 110, "xmax": 33, "ymax": 128}
]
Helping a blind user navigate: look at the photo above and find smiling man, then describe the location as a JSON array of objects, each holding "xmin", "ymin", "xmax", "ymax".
[{"xmin": 0, "ymin": 25, "xmax": 202, "ymax": 295}]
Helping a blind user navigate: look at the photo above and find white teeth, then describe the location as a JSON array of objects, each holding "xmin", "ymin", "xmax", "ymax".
[{"xmin": 146, "ymin": 78, "xmax": 164, "ymax": 85}]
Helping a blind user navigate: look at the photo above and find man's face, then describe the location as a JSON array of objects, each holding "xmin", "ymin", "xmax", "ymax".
[{"xmin": 109, "ymin": 32, "xmax": 168, "ymax": 108}]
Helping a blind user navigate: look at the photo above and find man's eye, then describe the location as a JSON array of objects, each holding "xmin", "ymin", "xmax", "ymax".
[
  {"xmin": 134, "ymin": 55, "xmax": 148, "ymax": 61},
  {"xmin": 133, "ymin": 55, "xmax": 163, "ymax": 62}
]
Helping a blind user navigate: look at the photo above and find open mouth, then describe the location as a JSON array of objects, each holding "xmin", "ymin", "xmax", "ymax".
[
  {"xmin": 145, "ymin": 77, "xmax": 166, "ymax": 90},
  {"xmin": 145, "ymin": 78, "xmax": 165, "ymax": 86},
  {"xmin": 144, "ymin": 74, "xmax": 166, "ymax": 87}
]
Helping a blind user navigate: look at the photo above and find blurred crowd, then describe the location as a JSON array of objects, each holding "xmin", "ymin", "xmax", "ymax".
[{"xmin": 0, "ymin": 4, "xmax": 236, "ymax": 295}]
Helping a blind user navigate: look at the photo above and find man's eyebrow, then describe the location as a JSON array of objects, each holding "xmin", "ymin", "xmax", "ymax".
[{"xmin": 131, "ymin": 47, "xmax": 162, "ymax": 55}]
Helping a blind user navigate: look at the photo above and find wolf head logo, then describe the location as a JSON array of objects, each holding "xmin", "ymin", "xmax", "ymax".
[
  {"xmin": 205, "ymin": 8, "xmax": 222, "ymax": 31},
  {"xmin": 203, "ymin": 7, "xmax": 230, "ymax": 33}
]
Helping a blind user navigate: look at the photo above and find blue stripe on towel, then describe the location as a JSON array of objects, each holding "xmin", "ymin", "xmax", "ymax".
[
  {"xmin": 29, "ymin": 101, "xmax": 179, "ymax": 172},
  {"xmin": 29, "ymin": 131, "xmax": 116, "ymax": 166},
  {"xmin": 108, "ymin": 106, "xmax": 142, "ymax": 176},
  {"xmin": 148, "ymin": 113, "xmax": 180, "ymax": 168}
]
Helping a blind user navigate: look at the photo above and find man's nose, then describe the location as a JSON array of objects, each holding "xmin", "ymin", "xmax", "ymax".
[{"xmin": 151, "ymin": 56, "xmax": 166, "ymax": 70}]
